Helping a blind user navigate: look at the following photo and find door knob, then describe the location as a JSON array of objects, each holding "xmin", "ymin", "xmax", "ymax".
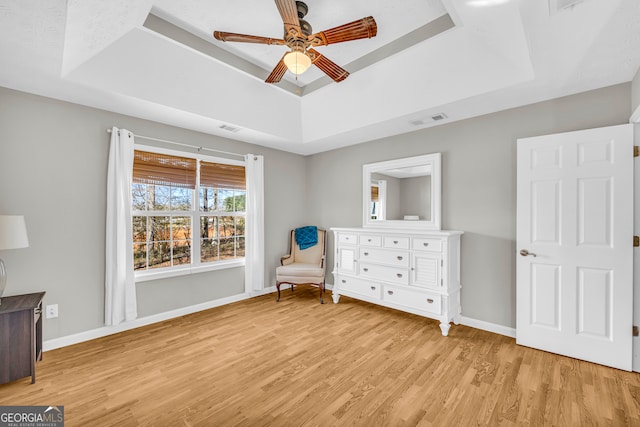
[{"xmin": 520, "ymin": 249, "xmax": 537, "ymax": 257}]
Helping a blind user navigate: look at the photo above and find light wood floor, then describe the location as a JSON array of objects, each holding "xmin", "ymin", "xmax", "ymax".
[{"xmin": 1, "ymin": 287, "xmax": 639, "ymax": 426}]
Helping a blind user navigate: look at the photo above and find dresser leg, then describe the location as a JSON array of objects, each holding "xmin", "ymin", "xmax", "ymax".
[
  {"xmin": 439, "ymin": 322, "xmax": 451, "ymax": 336},
  {"xmin": 332, "ymin": 292, "xmax": 340, "ymax": 304}
]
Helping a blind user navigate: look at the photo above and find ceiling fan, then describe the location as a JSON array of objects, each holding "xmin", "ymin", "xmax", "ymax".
[{"xmin": 213, "ymin": 0, "xmax": 378, "ymax": 83}]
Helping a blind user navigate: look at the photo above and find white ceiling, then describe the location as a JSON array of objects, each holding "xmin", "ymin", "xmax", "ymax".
[{"xmin": 0, "ymin": 0, "xmax": 638, "ymax": 155}]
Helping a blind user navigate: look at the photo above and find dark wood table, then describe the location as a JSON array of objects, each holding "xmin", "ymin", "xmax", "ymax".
[{"xmin": 0, "ymin": 292, "xmax": 45, "ymax": 384}]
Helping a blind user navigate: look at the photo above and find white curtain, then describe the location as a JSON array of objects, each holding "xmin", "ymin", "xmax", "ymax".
[
  {"xmin": 244, "ymin": 154, "xmax": 265, "ymax": 294},
  {"xmin": 105, "ymin": 127, "xmax": 137, "ymax": 326}
]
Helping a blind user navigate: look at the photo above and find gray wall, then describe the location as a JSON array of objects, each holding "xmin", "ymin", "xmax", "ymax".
[
  {"xmin": 0, "ymin": 87, "xmax": 307, "ymax": 340},
  {"xmin": 400, "ymin": 176, "xmax": 431, "ymax": 220},
  {"xmin": 0, "ymin": 82, "xmax": 632, "ymax": 341},
  {"xmin": 633, "ymin": 67, "xmax": 640, "ymax": 114},
  {"xmin": 307, "ymin": 83, "xmax": 631, "ymax": 328}
]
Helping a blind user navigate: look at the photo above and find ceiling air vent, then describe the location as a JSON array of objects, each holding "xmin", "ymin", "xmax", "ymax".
[
  {"xmin": 549, "ymin": 0, "xmax": 585, "ymax": 15},
  {"xmin": 410, "ymin": 113, "xmax": 448, "ymax": 127},
  {"xmin": 219, "ymin": 124, "xmax": 241, "ymax": 133}
]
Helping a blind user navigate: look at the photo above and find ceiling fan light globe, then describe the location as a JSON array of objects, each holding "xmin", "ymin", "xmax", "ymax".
[{"xmin": 284, "ymin": 51, "xmax": 311, "ymax": 75}]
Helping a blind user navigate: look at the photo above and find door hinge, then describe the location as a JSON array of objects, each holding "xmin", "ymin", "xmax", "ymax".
[
  {"xmin": 633, "ymin": 326, "xmax": 639, "ymax": 337},
  {"xmin": 635, "ymin": 146, "xmax": 639, "ymax": 157},
  {"xmin": 635, "ymin": 236, "xmax": 639, "ymax": 247}
]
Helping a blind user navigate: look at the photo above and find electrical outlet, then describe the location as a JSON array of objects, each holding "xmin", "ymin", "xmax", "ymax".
[{"xmin": 46, "ymin": 304, "xmax": 58, "ymax": 319}]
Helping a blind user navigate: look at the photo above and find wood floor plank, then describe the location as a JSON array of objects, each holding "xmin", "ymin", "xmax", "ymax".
[{"xmin": 0, "ymin": 287, "xmax": 639, "ymax": 426}]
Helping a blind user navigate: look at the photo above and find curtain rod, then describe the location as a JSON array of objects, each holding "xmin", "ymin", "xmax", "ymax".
[{"xmin": 106, "ymin": 128, "xmax": 246, "ymax": 158}]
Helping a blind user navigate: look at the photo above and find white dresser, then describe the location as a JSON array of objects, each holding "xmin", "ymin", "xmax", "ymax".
[{"xmin": 331, "ymin": 227, "xmax": 463, "ymax": 336}]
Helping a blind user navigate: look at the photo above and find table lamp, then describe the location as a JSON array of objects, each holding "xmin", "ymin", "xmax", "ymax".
[{"xmin": 0, "ymin": 215, "xmax": 30, "ymax": 305}]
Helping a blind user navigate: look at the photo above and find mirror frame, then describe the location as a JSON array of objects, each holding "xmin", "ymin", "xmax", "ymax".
[{"xmin": 362, "ymin": 153, "xmax": 441, "ymax": 230}]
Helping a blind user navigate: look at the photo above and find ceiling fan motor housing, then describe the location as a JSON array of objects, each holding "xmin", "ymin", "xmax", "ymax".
[
  {"xmin": 299, "ymin": 19, "xmax": 312, "ymax": 36},
  {"xmin": 296, "ymin": 1, "xmax": 308, "ymax": 18},
  {"xmin": 296, "ymin": 2, "xmax": 312, "ymax": 36}
]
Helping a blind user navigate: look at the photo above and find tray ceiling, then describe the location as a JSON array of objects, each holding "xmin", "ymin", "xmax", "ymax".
[
  {"xmin": 151, "ymin": 0, "xmax": 449, "ymax": 87},
  {"xmin": 0, "ymin": 0, "xmax": 638, "ymax": 155}
]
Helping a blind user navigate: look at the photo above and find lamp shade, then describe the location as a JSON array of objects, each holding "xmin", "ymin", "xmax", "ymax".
[
  {"xmin": 0, "ymin": 215, "xmax": 30, "ymax": 250},
  {"xmin": 283, "ymin": 50, "xmax": 311, "ymax": 75}
]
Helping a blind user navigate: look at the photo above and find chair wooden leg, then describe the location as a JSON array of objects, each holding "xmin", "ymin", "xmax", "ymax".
[
  {"xmin": 320, "ymin": 282, "xmax": 325, "ymax": 304},
  {"xmin": 276, "ymin": 282, "xmax": 281, "ymax": 302}
]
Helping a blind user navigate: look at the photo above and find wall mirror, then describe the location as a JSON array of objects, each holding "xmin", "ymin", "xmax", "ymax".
[{"xmin": 363, "ymin": 153, "xmax": 441, "ymax": 230}]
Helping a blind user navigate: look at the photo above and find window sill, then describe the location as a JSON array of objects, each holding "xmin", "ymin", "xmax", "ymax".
[{"xmin": 135, "ymin": 259, "xmax": 246, "ymax": 283}]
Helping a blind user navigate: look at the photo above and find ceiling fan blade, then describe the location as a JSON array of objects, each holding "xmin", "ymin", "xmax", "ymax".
[
  {"xmin": 310, "ymin": 16, "xmax": 378, "ymax": 46},
  {"xmin": 309, "ymin": 49, "xmax": 349, "ymax": 83},
  {"xmin": 214, "ymin": 31, "xmax": 285, "ymax": 45},
  {"xmin": 274, "ymin": 0, "xmax": 302, "ymax": 36},
  {"xmin": 265, "ymin": 55, "xmax": 288, "ymax": 83}
]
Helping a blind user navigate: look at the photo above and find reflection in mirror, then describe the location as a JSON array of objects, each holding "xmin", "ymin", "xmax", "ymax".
[
  {"xmin": 370, "ymin": 180, "xmax": 386, "ymax": 220},
  {"xmin": 371, "ymin": 167, "xmax": 431, "ymax": 221},
  {"xmin": 363, "ymin": 153, "xmax": 441, "ymax": 230}
]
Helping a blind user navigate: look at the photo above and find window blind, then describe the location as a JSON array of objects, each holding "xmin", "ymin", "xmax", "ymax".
[
  {"xmin": 371, "ymin": 186, "xmax": 379, "ymax": 202},
  {"xmin": 200, "ymin": 161, "xmax": 246, "ymax": 190},
  {"xmin": 133, "ymin": 150, "xmax": 197, "ymax": 189}
]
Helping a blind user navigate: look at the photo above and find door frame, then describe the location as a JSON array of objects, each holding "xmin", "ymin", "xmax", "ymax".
[{"xmin": 634, "ymin": 122, "xmax": 640, "ymax": 372}]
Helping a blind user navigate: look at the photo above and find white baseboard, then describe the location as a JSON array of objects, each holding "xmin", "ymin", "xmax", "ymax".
[
  {"xmin": 43, "ymin": 292, "xmax": 253, "ymax": 351},
  {"xmin": 295, "ymin": 283, "xmax": 512, "ymax": 337},
  {"xmin": 460, "ymin": 316, "xmax": 516, "ymax": 338},
  {"xmin": 43, "ymin": 284, "xmax": 502, "ymax": 352}
]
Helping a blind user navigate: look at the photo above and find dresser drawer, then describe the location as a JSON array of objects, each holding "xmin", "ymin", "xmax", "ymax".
[
  {"xmin": 360, "ymin": 247, "xmax": 409, "ymax": 267},
  {"xmin": 412, "ymin": 237, "xmax": 443, "ymax": 252},
  {"xmin": 336, "ymin": 276, "xmax": 381, "ymax": 300},
  {"xmin": 360, "ymin": 234, "xmax": 382, "ymax": 247},
  {"xmin": 382, "ymin": 286, "xmax": 442, "ymax": 315},
  {"xmin": 359, "ymin": 263, "xmax": 409, "ymax": 286},
  {"xmin": 338, "ymin": 233, "xmax": 358, "ymax": 245},
  {"xmin": 383, "ymin": 236, "xmax": 410, "ymax": 249}
]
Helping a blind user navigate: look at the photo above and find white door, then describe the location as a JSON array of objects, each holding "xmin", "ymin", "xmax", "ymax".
[{"xmin": 516, "ymin": 124, "xmax": 634, "ymax": 371}]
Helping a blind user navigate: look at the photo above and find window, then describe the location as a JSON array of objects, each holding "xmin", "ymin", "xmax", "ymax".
[
  {"xmin": 370, "ymin": 183, "xmax": 379, "ymax": 220},
  {"xmin": 199, "ymin": 161, "xmax": 246, "ymax": 263},
  {"xmin": 132, "ymin": 148, "xmax": 246, "ymax": 277}
]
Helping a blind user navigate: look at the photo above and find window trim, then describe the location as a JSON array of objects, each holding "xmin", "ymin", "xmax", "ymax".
[
  {"xmin": 135, "ymin": 259, "xmax": 246, "ymax": 283},
  {"xmin": 132, "ymin": 143, "xmax": 246, "ymax": 282}
]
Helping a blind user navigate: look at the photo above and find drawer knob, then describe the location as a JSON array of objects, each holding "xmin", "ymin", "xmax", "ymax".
[
  {"xmin": 363, "ymin": 268, "xmax": 369, "ymax": 272},
  {"xmin": 393, "ymin": 240, "xmax": 398, "ymax": 244},
  {"xmin": 397, "ymin": 256, "xmax": 403, "ymax": 260},
  {"xmin": 345, "ymin": 237, "xmax": 350, "ymax": 240},
  {"xmin": 370, "ymin": 286, "xmax": 376, "ymax": 290},
  {"xmin": 423, "ymin": 242, "xmax": 429, "ymax": 247},
  {"xmin": 427, "ymin": 298, "xmax": 434, "ymax": 304},
  {"xmin": 342, "ymin": 279, "xmax": 346, "ymax": 283},
  {"xmin": 367, "ymin": 239, "xmax": 372, "ymax": 242},
  {"xmin": 387, "ymin": 290, "xmax": 394, "ymax": 295},
  {"xmin": 396, "ymin": 273, "xmax": 403, "ymax": 278},
  {"xmin": 364, "ymin": 252, "xmax": 369, "ymax": 256}
]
